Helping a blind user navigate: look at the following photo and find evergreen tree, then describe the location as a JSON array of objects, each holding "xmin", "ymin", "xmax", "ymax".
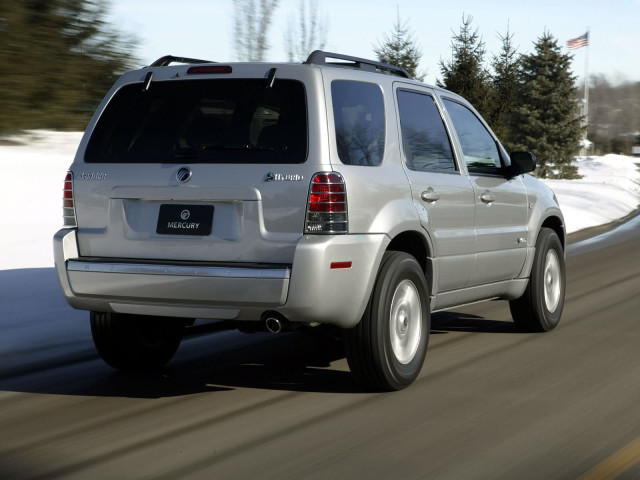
[
  {"xmin": 490, "ymin": 27, "xmax": 520, "ymax": 150},
  {"xmin": 373, "ymin": 11, "xmax": 425, "ymax": 81},
  {"xmin": 0, "ymin": 4, "xmax": 31, "ymax": 132},
  {"xmin": 438, "ymin": 14, "xmax": 492, "ymax": 118},
  {"xmin": 511, "ymin": 32, "xmax": 582, "ymax": 179},
  {"xmin": 0, "ymin": 0, "xmax": 139, "ymax": 132}
]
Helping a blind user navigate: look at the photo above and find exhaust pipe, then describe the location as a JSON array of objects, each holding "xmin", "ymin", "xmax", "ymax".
[
  {"xmin": 262, "ymin": 312, "xmax": 297, "ymax": 334},
  {"xmin": 265, "ymin": 317, "xmax": 285, "ymax": 334}
]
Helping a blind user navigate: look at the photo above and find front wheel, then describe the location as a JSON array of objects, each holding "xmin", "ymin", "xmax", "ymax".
[
  {"xmin": 344, "ymin": 251, "xmax": 430, "ymax": 391},
  {"xmin": 90, "ymin": 312, "xmax": 185, "ymax": 371},
  {"xmin": 510, "ymin": 228, "xmax": 565, "ymax": 332}
]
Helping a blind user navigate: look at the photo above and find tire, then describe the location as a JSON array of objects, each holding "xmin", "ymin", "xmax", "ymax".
[
  {"xmin": 90, "ymin": 312, "xmax": 185, "ymax": 371},
  {"xmin": 509, "ymin": 228, "xmax": 565, "ymax": 332},
  {"xmin": 344, "ymin": 251, "xmax": 430, "ymax": 391}
]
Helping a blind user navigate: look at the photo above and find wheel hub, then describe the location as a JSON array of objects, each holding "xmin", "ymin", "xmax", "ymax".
[
  {"xmin": 543, "ymin": 249, "xmax": 561, "ymax": 313},
  {"xmin": 397, "ymin": 310, "xmax": 409, "ymax": 333},
  {"xmin": 389, "ymin": 280, "xmax": 422, "ymax": 364}
]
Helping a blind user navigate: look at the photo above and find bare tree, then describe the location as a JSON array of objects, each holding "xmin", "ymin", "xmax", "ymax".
[
  {"xmin": 285, "ymin": 0, "xmax": 327, "ymax": 62},
  {"xmin": 233, "ymin": 0, "xmax": 279, "ymax": 61}
]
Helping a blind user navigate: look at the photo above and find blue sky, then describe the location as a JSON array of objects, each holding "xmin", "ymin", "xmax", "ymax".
[{"xmin": 109, "ymin": 0, "xmax": 640, "ymax": 85}]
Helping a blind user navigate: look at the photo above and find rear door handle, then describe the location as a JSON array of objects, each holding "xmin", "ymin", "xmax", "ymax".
[
  {"xmin": 480, "ymin": 191, "xmax": 495, "ymax": 204},
  {"xmin": 421, "ymin": 189, "xmax": 440, "ymax": 203}
]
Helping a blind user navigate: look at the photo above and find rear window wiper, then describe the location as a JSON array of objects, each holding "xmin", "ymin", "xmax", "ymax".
[
  {"xmin": 200, "ymin": 144, "xmax": 275, "ymax": 152},
  {"xmin": 173, "ymin": 148, "xmax": 199, "ymax": 160},
  {"xmin": 173, "ymin": 144, "xmax": 276, "ymax": 159}
]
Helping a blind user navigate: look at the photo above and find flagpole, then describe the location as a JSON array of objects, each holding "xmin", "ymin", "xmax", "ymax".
[
  {"xmin": 568, "ymin": 30, "xmax": 591, "ymax": 155},
  {"xmin": 584, "ymin": 27, "xmax": 589, "ymax": 146}
]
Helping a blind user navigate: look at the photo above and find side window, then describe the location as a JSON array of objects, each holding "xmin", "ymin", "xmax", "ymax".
[
  {"xmin": 332, "ymin": 80, "xmax": 385, "ymax": 166},
  {"xmin": 443, "ymin": 99, "xmax": 501, "ymax": 175},
  {"xmin": 397, "ymin": 90, "xmax": 456, "ymax": 172}
]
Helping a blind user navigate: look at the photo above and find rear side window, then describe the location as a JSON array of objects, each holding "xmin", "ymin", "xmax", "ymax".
[
  {"xmin": 443, "ymin": 99, "xmax": 501, "ymax": 175},
  {"xmin": 332, "ymin": 80, "xmax": 385, "ymax": 166},
  {"xmin": 85, "ymin": 79, "xmax": 307, "ymax": 164},
  {"xmin": 397, "ymin": 90, "xmax": 456, "ymax": 172}
]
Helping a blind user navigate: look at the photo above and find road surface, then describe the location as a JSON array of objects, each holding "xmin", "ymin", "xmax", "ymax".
[{"xmin": 1, "ymin": 217, "xmax": 639, "ymax": 479}]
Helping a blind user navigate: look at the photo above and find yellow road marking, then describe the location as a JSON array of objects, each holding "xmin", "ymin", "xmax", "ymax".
[{"xmin": 579, "ymin": 437, "xmax": 640, "ymax": 480}]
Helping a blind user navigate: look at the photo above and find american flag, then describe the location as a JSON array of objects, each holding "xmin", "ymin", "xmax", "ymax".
[{"xmin": 568, "ymin": 32, "xmax": 589, "ymax": 50}]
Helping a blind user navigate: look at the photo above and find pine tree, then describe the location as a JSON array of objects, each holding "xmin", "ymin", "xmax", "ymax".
[
  {"xmin": 0, "ymin": 3, "xmax": 32, "ymax": 132},
  {"xmin": 373, "ymin": 11, "xmax": 425, "ymax": 81},
  {"xmin": 438, "ymin": 14, "xmax": 492, "ymax": 118},
  {"xmin": 511, "ymin": 32, "xmax": 582, "ymax": 179},
  {"xmin": 0, "ymin": 0, "xmax": 139, "ymax": 132},
  {"xmin": 490, "ymin": 27, "xmax": 520, "ymax": 150}
]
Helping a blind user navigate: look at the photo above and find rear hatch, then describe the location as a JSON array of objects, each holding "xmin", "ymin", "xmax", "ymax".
[{"xmin": 71, "ymin": 66, "xmax": 323, "ymax": 265}]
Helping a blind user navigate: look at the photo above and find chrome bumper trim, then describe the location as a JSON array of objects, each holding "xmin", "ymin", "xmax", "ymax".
[{"xmin": 67, "ymin": 260, "xmax": 291, "ymax": 280}]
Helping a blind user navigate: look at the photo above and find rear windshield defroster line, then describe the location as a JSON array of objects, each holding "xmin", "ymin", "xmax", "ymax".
[{"xmin": 85, "ymin": 78, "xmax": 308, "ymax": 164}]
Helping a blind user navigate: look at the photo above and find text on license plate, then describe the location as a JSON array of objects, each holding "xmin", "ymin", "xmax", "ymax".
[{"xmin": 156, "ymin": 204, "xmax": 214, "ymax": 236}]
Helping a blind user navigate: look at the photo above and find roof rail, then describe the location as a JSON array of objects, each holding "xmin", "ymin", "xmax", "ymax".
[
  {"xmin": 148, "ymin": 55, "xmax": 214, "ymax": 67},
  {"xmin": 304, "ymin": 50, "xmax": 413, "ymax": 79}
]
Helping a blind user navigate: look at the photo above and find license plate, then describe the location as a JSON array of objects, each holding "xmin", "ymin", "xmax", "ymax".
[{"xmin": 156, "ymin": 204, "xmax": 213, "ymax": 236}]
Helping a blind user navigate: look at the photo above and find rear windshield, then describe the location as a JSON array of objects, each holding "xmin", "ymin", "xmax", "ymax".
[{"xmin": 85, "ymin": 78, "xmax": 308, "ymax": 164}]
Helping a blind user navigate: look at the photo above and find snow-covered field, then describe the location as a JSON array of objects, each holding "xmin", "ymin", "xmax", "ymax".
[
  {"xmin": 1, "ymin": 130, "xmax": 639, "ymax": 271},
  {"xmin": 1, "ymin": 131, "xmax": 85, "ymax": 271}
]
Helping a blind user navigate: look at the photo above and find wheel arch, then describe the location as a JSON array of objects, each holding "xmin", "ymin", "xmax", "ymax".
[
  {"xmin": 386, "ymin": 230, "xmax": 433, "ymax": 296},
  {"xmin": 540, "ymin": 215, "xmax": 566, "ymax": 249}
]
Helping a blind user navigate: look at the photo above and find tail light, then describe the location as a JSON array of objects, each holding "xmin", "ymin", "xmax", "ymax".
[
  {"xmin": 62, "ymin": 171, "xmax": 77, "ymax": 227},
  {"xmin": 305, "ymin": 172, "xmax": 348, "ymax": 234}
]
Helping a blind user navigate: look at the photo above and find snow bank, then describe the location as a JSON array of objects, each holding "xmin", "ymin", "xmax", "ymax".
[
  {"xmin": 544, "ymin": 155, "xmax": 640, "ymax": 234},
  {"xmin": 0, "ymin": 132, "xmax": 639, "ymax": 270},
  {"xmin": 0, "ymin": 131, "xmax": 83, "ymax": 270}
]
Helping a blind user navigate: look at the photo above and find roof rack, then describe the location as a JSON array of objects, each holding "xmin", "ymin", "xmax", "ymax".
[
  {"xmin": 148, "ymin": 55, "xmax": 214, "ymax": 67},
  {"xmin": 304, "ymin": 50, "xmax": 412, "ymax": 79}
]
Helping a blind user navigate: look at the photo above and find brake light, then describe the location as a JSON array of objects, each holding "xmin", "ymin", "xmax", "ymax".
[
  {"xmin": 187, "ymin": 65, "xmax": 233, "ymax": 74},
  {"xmin": 62, "ymin": 171, "xmax": 76, "ymax": 227},
  {"xmin": 305, "ymin": 173, "xmax": 348, "ymax": 234}
]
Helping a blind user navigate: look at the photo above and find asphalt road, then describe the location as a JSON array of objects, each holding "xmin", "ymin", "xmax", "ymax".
[{"xmin": 1, "ymin": 217, "xmax": 639, "ymax": 479}]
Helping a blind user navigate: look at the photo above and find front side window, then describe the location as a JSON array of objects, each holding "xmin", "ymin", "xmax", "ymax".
[
  {"xmin": 397, "ymin": 90, "xmax": 456, "ymax": 172},
  {"xmin": 443, "ymin": 99, "xmax": 501, "ymax": 175},
  {"xmin": 85, "ymin": 78, "xmax": 307, "ymax": 164},
  {"xmin": 332, "ymin": 80, "xmax": 385, "ymax": 166}
]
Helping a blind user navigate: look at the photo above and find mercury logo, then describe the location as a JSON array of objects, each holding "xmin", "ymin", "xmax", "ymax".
[
  {"xmin": 180, "ymin": 209, "xmax": 191, "ymax": 220},
  {"xmin": 176, "ymin": 167, "xmax": 192, "ymax": 183}
]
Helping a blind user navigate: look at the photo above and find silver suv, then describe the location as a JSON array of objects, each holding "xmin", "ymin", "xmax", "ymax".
[{"xmin": 54, "ymin": 51, "xmax": 566, "ymax": 390}]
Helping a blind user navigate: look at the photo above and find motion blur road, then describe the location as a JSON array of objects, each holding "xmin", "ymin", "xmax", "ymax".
[{"xmin": 1, "ymin": 216, "xmax": 639, "ymax": 479}]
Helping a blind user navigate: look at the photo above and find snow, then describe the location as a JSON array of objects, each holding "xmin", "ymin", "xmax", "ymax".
[
  {"xmin": 1, "ymin": 131, "xmax": 84, "ymax": 271},
  {"xmin": 545, "ymin": 155, "xmax": 640, "ymax": 234},
  {"xmin": 0, "ymin": 131, "xmax": 639, "ymax": 271}
]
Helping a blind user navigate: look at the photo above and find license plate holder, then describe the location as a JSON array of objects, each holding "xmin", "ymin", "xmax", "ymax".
[{"xmin": 156, "ymin": 204, "xmax": 213, "ymax": 236}]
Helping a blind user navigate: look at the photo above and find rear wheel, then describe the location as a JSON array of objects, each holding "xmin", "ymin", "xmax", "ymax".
[
  {"xmin": 90, "ymin": 312, "xmax": 185, "ymax": 370},
  {"xmin": 344, "ymin": 251, "xmax": 430, "ymax": 391},
  {"xmin": 510, "ymin": 228, "xmax": 565, "ymax": 332}
]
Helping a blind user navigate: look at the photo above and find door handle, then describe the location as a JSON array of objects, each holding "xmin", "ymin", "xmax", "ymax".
[
  {"xmin": 421, "ymin": 189, "xmax": 440, "ymax": 203},
  {"xmin": 480, "ymin": 191, "xmax": 495, "ymax": 204}
]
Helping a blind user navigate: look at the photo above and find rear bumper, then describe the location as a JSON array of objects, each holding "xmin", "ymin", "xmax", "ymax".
[{"xmin": 54, "ymin": 228, "xmax": 388, "ymax": 328}]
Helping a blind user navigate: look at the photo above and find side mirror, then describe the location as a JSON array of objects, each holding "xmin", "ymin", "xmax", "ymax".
[{"xmin": 506, "ymin": 151, "xmax": 536, "ymax": 178}]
